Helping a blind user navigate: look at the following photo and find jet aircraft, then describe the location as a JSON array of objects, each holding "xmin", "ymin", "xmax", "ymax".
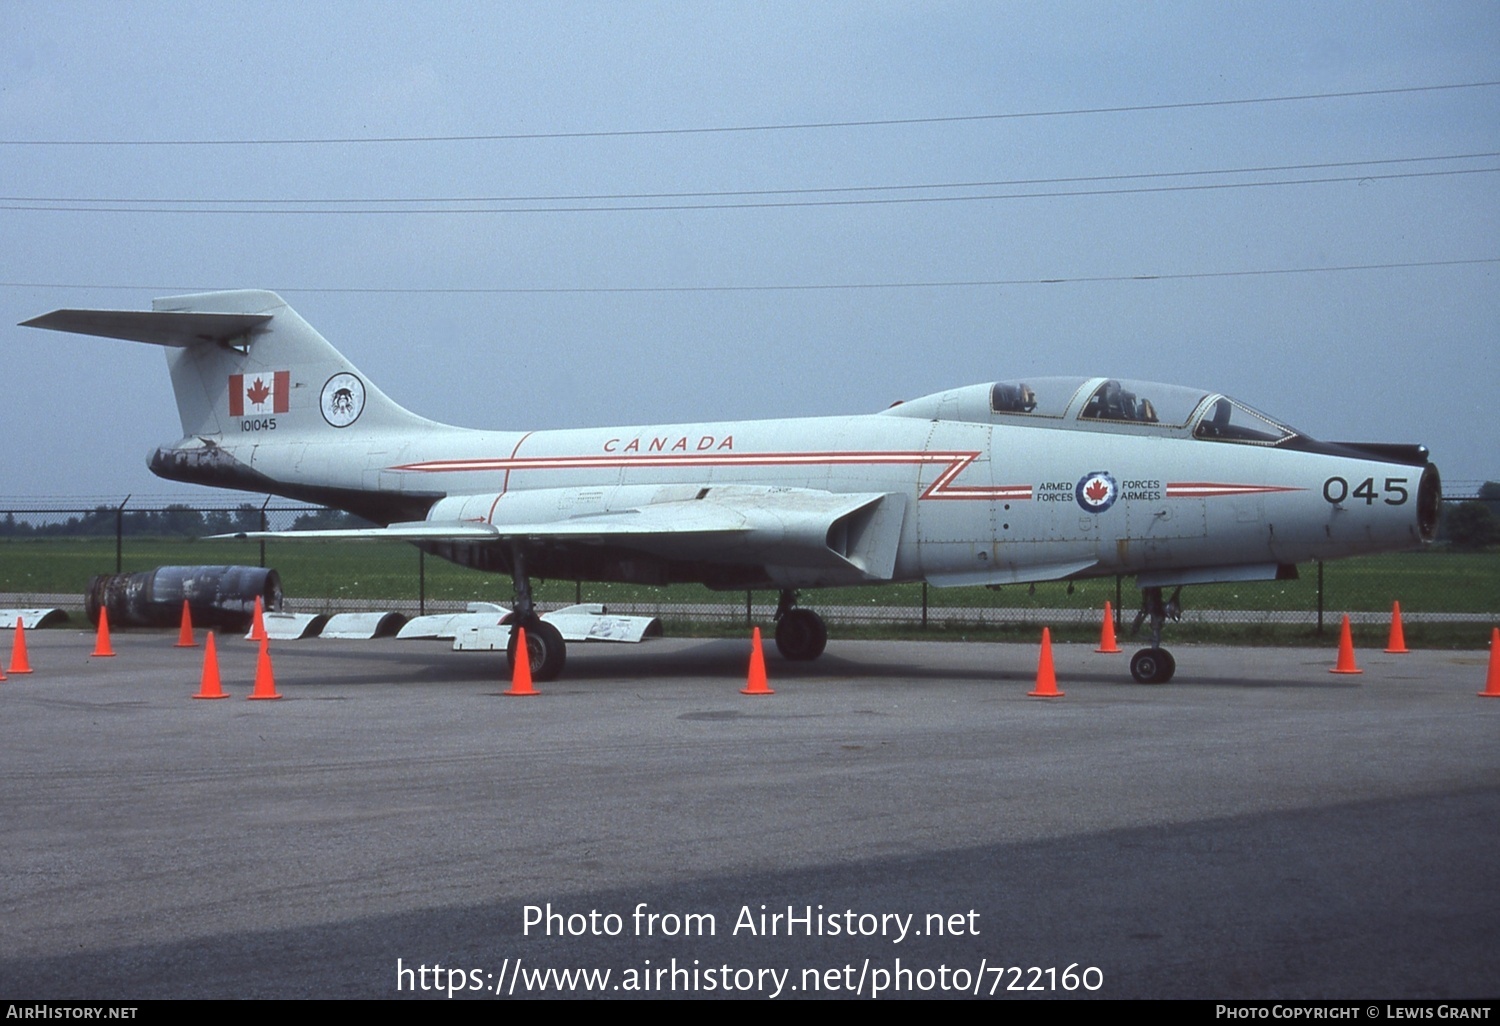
[{"xmin": 22, "ymin": 290, "xmax": 1441, "ymax": 683}]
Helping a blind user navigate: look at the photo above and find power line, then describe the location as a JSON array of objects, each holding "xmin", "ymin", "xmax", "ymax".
[
  {"xmin": 3, "ymin": 81, "xmax": 1496, "ymax": 147},
  {"xmin": 4, "ymin": 151, "xmax": 1494, "ymax": 206},
  {"xmin": 4, "ymin": 258, "xmax": 1494, "ymax": 296},
  {"xmin": 2, "ymin": 167, "xmax": 1494, "ymax": 215}
]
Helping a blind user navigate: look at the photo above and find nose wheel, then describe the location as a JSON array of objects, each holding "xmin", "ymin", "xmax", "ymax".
[
  {"xmin": 1129, "ymin": 647, "xmax": 1176, "ymax": 684},
  {"xmin": 1127, "ymin": 584, "xmax": 1180, "ymax": 683}
]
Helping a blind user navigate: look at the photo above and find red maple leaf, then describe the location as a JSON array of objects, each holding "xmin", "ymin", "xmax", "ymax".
[
  {"xmin": 1085, "ymin": 479, "xmax": 1110, "ymax": 502},
  {"xmin": 246, "ymin": 377, "xmax": 272, "ymax": 407}
]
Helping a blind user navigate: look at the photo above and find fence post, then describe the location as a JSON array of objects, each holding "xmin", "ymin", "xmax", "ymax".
[
  {"xmin": 1115, "ymin": 575, "xmax": 1123, "ymax": 625},
  {"xmin": 745, "ymin": 590, "xmax": 752, "ymax": 627},
  {"xmin": 1316, "ymin": 560, "xmax": 1325, "ymax": 635},
  {"xmin": 259, "ymin": 497, "xmax": 271, "ymax": 569},
  {"xmin": 921, "ymin": 581, "xmax": 928, "ymax": 630},
  {"xmin": 115, "ymin": 495, "xmax": 129, "ymax": 573},
  {"xmin": 419, "ymin": 548, "xmax": 426, "ymax": 616}
]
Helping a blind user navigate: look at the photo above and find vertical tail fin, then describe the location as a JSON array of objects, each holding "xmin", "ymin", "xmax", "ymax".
[
  {"xmin": 22, "ymin": 290, "xmax": 453, "ymax": 523},
  {"xmin": 154, "ymin": 290, "xmax": 438, "ymax": 439},
  {"xmin": 22, "ymin": 289, "xmax": 439, "ymax": 440}
]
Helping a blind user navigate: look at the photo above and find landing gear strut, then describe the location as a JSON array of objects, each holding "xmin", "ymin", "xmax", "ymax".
[
  {"xmin": 773, "ymin": 589, "xmax": 828, "ymax": 661},
  {"xmin": 501, "ymin": 545, "xmax": 567, "ymax": 681},
  {"xmin": 1128, "ymin": 585, "xmax": 1180, "ymax": 684}
]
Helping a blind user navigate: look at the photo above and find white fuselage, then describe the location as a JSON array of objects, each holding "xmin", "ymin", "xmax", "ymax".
[{"xmin": 224, "ymin": 407, "xmax": 1431, "ymax": 590}]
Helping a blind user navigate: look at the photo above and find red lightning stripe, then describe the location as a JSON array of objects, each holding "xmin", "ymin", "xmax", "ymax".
[{"xmin": 1166, "ymin": 482, "xmax": 1304, "ymax": 498}]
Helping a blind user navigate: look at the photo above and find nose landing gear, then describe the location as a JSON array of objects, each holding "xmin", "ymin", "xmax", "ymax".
[
  {"xmin": 1129, "ymin": 646, "xmax": 1176, "ymax": 685},
  {"xmin": 1129, "ymin": 585, "xmax": 1181, "ymax": 683}
]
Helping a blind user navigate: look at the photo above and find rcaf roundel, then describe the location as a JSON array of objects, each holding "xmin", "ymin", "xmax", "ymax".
[
  {"xmin": 1075, "ymin": 470, "xmax": 1118, "ymax": 513},
  {"xmin": 229, "ymin": 371, "xmax": 289, "ymax": 416}
]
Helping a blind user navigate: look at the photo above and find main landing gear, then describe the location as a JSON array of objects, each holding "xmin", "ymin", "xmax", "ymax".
[
  {"xmin": 773, "ymin": 590, "xmax": 828, "ymax": 661},
  {"xmin": 501, "ymin": 546, "xmax": 567, "ymax": 682},
  {"xmin": 1128, "ymin": 585, "xmax": 1181, "ymax": 684}
]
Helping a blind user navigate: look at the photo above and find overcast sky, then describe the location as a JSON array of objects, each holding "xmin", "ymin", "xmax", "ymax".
[{"xmin": 3, "ymin": 1, "xmax": 1496, "ymax": 504}]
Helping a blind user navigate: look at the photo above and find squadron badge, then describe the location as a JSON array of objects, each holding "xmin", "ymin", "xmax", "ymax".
[{"xmin": 320, "ymin": 372, "xmax": 366, "ymax": 428}]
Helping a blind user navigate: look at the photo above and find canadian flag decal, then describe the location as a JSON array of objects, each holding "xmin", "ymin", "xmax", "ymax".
[{"xmin": 229, "ymin": 371, "xmax": 290, "ymax": 416}]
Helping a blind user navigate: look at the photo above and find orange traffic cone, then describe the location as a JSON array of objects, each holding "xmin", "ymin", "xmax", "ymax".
[
  {"xmin": 1028, "ymin": 627, "xmax": 1064, "ymax": 697},
  {"xmin": 9, "ymin": 617, "xmax": 33, "ymax": 674},
  {"xmin": 741, "ymin": 626, "xmax": 773, "ymax": 695},
  {"xmin": 92, "ymin": 607, "xmax": 116, "ymax": 658},
  {"xmin": 1096, "ymin": 601, "xmax": 1121, "ymax": 654},
  {"xmin": 1384, "ymin": 601, "xmax": 1408, "ymax": 654},
  {"xmin": 248, "ymin": 638, "xmax": 281, "ymax": 699},
  {"xmin": 193, "ymin": 632, "xmax": 229, "ymax": 699},
  {"xmin": 248, "ymin": 596, "xmax": 268, "ymax": 643},
  {"xmin": 1480, "ymin": 628, "xmax": 1500, "ymax": 699},
  {"xmin": 504, "ymin": 627, "xmax": 539, "ymax": 696},
  {"xmin": 1330, "ymin": 615, "xmax": 1363, "ymax": 675},
  {"xmin": 175, "ymin": 601, "xmax": 198, "ymax": 648}
]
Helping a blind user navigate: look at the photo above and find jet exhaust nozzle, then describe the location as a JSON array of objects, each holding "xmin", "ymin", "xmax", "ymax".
[{"xmin": 85, "ymin": 565, "xmax": 283, "ymax": 631}]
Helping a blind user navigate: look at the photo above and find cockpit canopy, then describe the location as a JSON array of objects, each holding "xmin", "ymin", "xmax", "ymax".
[{"xmin": 886, "ymin": 376, "xmax": 1305, "ymax": 447}]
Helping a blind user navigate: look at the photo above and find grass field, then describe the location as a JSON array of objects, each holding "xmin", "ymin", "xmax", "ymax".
[{"xmin": 2, "ymin": 536, "xmax": 1496, "ymax": 619}]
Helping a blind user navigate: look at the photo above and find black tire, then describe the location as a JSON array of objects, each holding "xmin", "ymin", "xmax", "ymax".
[
  {"xmin": 507, "ymin": 618, "xmax": 567, "ymax": 682},
  {"xmin": 1130, "ymin": 647, "xmax": 1175, "ymax": 684},
  {"xmin": 774, "ymin": 608, "xmax": 828, "ymax": 661},
  {"xmin": 1157, "ymin": 648, "xmax": 1176, "ymax": 683}
]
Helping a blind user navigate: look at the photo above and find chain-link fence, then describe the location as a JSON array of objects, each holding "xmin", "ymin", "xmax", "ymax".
[{"xmin": 1, "ymin": 496, "xmax": 1496, "ymax": 636}]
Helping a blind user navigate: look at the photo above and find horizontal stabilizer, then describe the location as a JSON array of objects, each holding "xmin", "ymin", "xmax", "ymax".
[{"xmin": 19, "ymin": 309, "xmax": 270, "ymax": 348}]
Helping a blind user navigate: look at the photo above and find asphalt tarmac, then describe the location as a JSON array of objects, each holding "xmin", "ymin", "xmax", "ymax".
[{"xmin": 2, "ymin": 628, "xmax": 1496, "ymax": 1000}]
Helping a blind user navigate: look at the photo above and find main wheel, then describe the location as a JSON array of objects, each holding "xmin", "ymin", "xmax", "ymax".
[
  {"xmin": 506, "ymin": 618, "xmax": 567, "ymax": 682},
  {"xmin": 774, "ymin": 608, "xmax": 828, "ymax": 661},
  {"xmin": 1129, "ymin": 647, "xmax": 1176, "ymax": 684}
]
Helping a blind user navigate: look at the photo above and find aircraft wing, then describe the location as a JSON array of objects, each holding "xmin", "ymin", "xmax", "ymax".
[
  {"xmin": 217, "ymin": 486, "xmax": 908, "ymax": 585},
  {"xmin": 212, "ymin": 505, "xmax": 751, "ymax": 542}
]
